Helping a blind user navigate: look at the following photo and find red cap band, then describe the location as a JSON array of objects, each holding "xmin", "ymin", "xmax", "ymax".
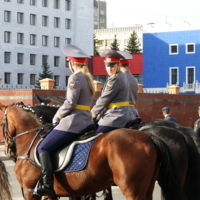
[
  {"xmin": 120, "ymin": 60, "xmax": 129, "ymax": 65},
  {"xmin": 68, "ymin": 56, "xmax": 86, "ymax": 63},
  {"xmin": 104, "ymin": 57, "xmax": 120, "ymax": 63}
]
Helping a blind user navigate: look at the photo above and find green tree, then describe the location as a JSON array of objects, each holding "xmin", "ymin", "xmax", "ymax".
[
  {"xmin": 110, "ymin": 35, "xmax": 120, "ymax": 51},
  {"xmin": 94, "ymin": 34, "xmax": 99, "ymax": 55},
  {"xmin": 124, "ymin": 31, "xmax": 141, "ymax": 53},
  {"xmin": 35, "ymin": 63, "xmax": 54, "ymax": 88}
]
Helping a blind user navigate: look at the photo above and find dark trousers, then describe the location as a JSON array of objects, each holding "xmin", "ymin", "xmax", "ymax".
[{"xmin": 38, "ymin": 129, "xmax": 77, "ymax": 154}]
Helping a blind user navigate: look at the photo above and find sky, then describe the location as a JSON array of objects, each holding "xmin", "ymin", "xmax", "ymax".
[{"xmin": 106, "ymin": 0, "xmax": 200, "ymax": 28}]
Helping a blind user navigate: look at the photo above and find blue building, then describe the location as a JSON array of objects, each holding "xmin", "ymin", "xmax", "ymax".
[{"xmin": 143, "ymin": 25, "xmax": 200, "ymax": 94}]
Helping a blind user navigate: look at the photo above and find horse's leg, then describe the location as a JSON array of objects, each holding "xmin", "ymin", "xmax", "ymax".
[{"xmin": 23, "ymin": 188, "xmax": 42, "ymax": 200}]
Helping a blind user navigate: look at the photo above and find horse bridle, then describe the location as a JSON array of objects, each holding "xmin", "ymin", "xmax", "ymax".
[{"xmin": 1, "ymin": 105, "xmax": 44, "ymax": 160}]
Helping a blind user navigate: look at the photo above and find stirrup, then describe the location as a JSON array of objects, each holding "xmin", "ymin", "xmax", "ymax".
[{"xmin": 28, "ymin": 180, "xmax": 40, "ymax": 196}]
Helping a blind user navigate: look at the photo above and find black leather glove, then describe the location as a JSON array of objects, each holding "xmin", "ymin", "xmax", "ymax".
[{"xmin": 93, "ymin": 117, "xmax": 97, "ymax": 123}]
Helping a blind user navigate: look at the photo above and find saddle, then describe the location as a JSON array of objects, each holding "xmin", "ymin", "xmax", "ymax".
[
  {"xmin": 34, "ymin": 124, "xmax": 102, "ymax": 172},
  {"xmin": 125, "ymin": 117, "xmax": 142, "ymax": 129}
]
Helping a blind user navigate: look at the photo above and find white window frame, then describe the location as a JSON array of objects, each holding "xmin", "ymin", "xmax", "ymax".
[
  {"xmin": 65, "ymin": 0, "xmax": 71, "ymax": 10},
  {"xmin": 186, "ymin": 66, "xmax": 195, "ymax": 84},
  {"xmin": 30, "ymin": 14, "xmax": 36, "ymax": 25},
  {"xmin": 30, "ymin": 0, "xmax": 36, "ymax": 5},
  {"xmin": 5, "ymin": 72, "xmax": 11, "ymax": 84},
  {"xmin": 54, "ymin": 0, "xmax": 59, "ymax": 9},
  {"xmin": 30, "ymin": 34, "xmax": 36, "ymax": 45},
  {"xmin": 42, "ymin": 0, "xmax": 48, "ymax": 7},
  {"xmin": 4, "ymin": 52, "xmax": 11, "ymax": 63},
  {"xmin": 54, "ymin": 17, "xmax": 60, "ymax": 28},
  {"xmin": 65, "ymin": 38, "xmax": 71, "ymax": 45},
  {"xmin": 30, "ymin": 54, "xmax": 36, "ymax": 65},
  {"xmin": 54, "ymin": 37, "xmax": 60, "ymax": 47},
  {"xmin": 42, "ymin": 15, "xmax": 48, "ymax": 26},
  {"xmin": 65, "ymin": 18, "xmax": 71, "ymax": 29},
  {"xmin": 17, "ymin": 73, "xmax": 23, "ymax": 84},
  {"xmin": 169, "ymin": 44, "xmax": 178, "ymax": 55},
  {"xmin": 17, "ymin": 33, "xmax": 24, "ymax": 44},
  {"xmin": 54, "ymin": 56, "xmax": 59, "ymax": 67},
  {"xmin": 169, "ymin": 67, "xmax": 179, "ymax": 85},
  {"xmin": 186, "ymin": 43, "xmax": 195, "ymax": 54},
  {"xmin": 17, "ymin": 53, "xmax": 23, "ymax": 64},
  {"xmin": 30, "ymin": 74, "xmax": 36, "ymax": 85},
  {"xmin": 17, "ymin": 12, "xmax": 24, "ymax": 24},
  {"xmin": 4, "ymin": 11, "xmax": 11, "ymax": 22},
  {"xmin": 4, "ymin": 31, "xmax": 11, "ymax": 43},
  {"xmin": 42, "ymin": 35, "xmax": 48, "ymax": 46}
]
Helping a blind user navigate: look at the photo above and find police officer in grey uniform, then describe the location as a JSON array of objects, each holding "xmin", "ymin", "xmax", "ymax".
[
  {"xmin": 91, "ymin": 49, "xmax": 133, "ymax": 133},
  {"xmin": 36, "ymin": 45, "xmax": 95, "ymax": 197},
  {"xmin": 194, "ymin": 106, "xmax": 200, "ymax": 134},
  {"xmin": 117, "ymin": 51, "xmax": 139, "ymax": 119},
  {"xmin": 162, "ymin": 106, "xmax": 178, "ymax": 123}
]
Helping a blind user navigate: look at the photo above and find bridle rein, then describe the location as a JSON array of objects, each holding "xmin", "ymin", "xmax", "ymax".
[{"xmin": 1, "ymin": 105, "xmax": 44, "ymax": 166}]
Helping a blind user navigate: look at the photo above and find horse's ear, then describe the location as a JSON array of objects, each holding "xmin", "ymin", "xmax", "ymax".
[{"xmin": 0, "ymin": 103, "xmax": 7, "ymax": 112}]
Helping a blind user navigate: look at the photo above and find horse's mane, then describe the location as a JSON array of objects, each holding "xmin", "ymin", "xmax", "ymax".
[{"xmin": 11, "ymin": 102, "xmax": 58, "ymax": 124}]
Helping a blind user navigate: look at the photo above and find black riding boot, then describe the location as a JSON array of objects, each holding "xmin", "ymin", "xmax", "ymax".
[{"xmin": 37, "ymin": 152, "xmax": 56, "ymax": 197}]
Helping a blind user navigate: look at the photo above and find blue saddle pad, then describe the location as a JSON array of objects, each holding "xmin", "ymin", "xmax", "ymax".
[{"xmin": 57, "ymin": 140, "xmax": 94, "ymax": 173}]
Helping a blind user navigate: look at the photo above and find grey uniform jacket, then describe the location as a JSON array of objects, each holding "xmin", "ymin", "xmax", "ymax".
[
  {"xmin": 53, "ymin": 72, "xmax": 93, "ymax": 133},
  {"xmin": 123, "ymin": 70, "xmax": 139, "ymax": 118},
  {"xmin": 91, "ymin": 71, "xmax": 133, "ymax": 128}
]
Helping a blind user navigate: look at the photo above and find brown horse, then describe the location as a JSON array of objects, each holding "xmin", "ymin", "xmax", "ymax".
[
  {"xmin": 0, "ymin": 159, "xmax": 12, "ymax": 200},
  {"xmin": 0, "ymin": 103, "xmax": 186, "ymax": 200}
]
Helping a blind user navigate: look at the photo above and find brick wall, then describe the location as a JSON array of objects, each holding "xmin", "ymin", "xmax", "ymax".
[{"xmin": 0, "ymin": 90, "xmax": 199, "ymax": 141}]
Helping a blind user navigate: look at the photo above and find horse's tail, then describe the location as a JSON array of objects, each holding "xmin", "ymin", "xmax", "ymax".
[
  {"xmin": 0, "ymin": 159, "xmax": 12, "ymax": 200},
  {"xmin": 178, "ymin": 131, "xmax": 200, "ymax": 199},
  {"xmin": 150, "ymin": 134, "xmax": 186, "ymax": 200}
]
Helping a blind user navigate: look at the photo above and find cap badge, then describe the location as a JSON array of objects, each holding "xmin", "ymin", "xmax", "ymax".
[{"xmin": 105, "ymin": 51, "xmax": 111, "ymax": 55}]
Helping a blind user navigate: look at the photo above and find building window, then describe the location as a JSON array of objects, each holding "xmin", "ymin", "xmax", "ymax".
[
  {"xmin": 42, "ymin": 16, "xmax": 48, "ymax": 26},
  {"xmin": 54, "ymin": 17, "xmax": 60, "ymax": 28},
  {"xmin": 54, "ymin": 75, "xmax": 59, "ymax": 86},
  {"xmin": 186, "ymin": 43, "xmax": 195, "ymax": 54},
  {"xmin": 30, "ymin": 14, "xmax": 36, "ymax": 25},
  {"xmin": 5, "ymin": 0, "xmax": 11, "ymax": 2},
  {"xmin": 4, "ymin": 11, "xmax": 11, "ymax": 22},
  {"xmin": 54, "ymin": 37, "xmax": 60, "ymax": 47},
  {"xmin": 170, "ymin": 67, "xmax": 179, "ymax": 85},
  {"xmin": 100, "ymin": 18, "xmax": 105, "ymax": 23},
  {"xmin": 65, "ymin": 76, "xmax": 69, "ymax": 86},
  {"xmin": 4, "ymin": 31, "xmax": 11, "ymax": 43},
  {"xmin": 169, "ymin": 44, "xmax": 178, "ymax": 55},
  {"xmin": 17, "ymin": 53, "xmax": 23, "ymax": 64},
  {"xmin": 186, "ymin": 67, "xmax": 195, "ymax": 84},
  {"xmin": 17, "ymin": 33, "xmax": 24, "ymax": 44},
  {"xmin": 65, "ymin": 0, "xmax": 71, "ymax": 10},
  {"xmin": 17, "ymin": 0, "xmax": 23, "ymax": 3},
  {"xmin": 54, "ymin": 0, "xmax": 59, "ymax": 9},
  {"xmin": 17, "ymin": 73, "xmax": 23, "ymax": 84},
  {"xmin": 5, "ymin": 73, "xmax": 11, "ymax": 84},
  {"xmin": 30, "ymin": 74, "xmax": 36, "ymax": 85},
  {"xmin": 30, "ymin": 34, "xmax": 36, "ymax": 45},
  {"xmin": 54, "ymin": 56, "xmax": 59, "ymax": 67},
  {"xmin": 42, "ymin": 0, "xmax": 48, "ymax": 7},
  {"xmin": 17, "ymin": 12, "xmax": 24, "ymax": 24},
  {"xmin": 42, "ymin": 55, "xmax": 48, "ymax": 65},
  {"xmin": 30, "ymin": 54, "xmax": 36, "ymax": 65},
  {"xmin": 42, "ymin": 35, "xmax": 48, "ymax": 46},
  {"xmin": 65, "ymin": 38, "xmax": 71, "ymax": 45},
  {"xmin": 65, "ymin": 18, "xmax": 71, "ymax": 29},
  {"xmin": 133, "ymin": 74, "xmax": 143, "ymax": 84},
  {"xmin": 30, "ymin": 0, "xmax": 36, "ymax": 5},
  {"xmin": 4, "ymin": 52, "xmax": 11, "ymax": 63}
]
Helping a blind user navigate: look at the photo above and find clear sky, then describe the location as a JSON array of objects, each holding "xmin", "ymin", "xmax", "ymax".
[{"xmin": 106, "ymin": 0, "xmax": 200, "ymax": 28}]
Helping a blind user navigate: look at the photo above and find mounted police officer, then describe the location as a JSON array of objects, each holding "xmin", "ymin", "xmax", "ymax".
[
  {"xmin": 91, "ymin": 49, "xmax": 133, "ymax": 133},
  {"xmin": 117, "ymin": 50, "xmax": 139, "ymax": 119},
  {"xmin": 36, "ymin": 45, "xmax": 95, "ymax": 197}
]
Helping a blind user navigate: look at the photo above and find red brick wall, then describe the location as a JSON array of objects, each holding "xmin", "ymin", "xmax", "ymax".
[{"xmin": 0, "ymin": 90, "xmax": 199, "ymax": 141}]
